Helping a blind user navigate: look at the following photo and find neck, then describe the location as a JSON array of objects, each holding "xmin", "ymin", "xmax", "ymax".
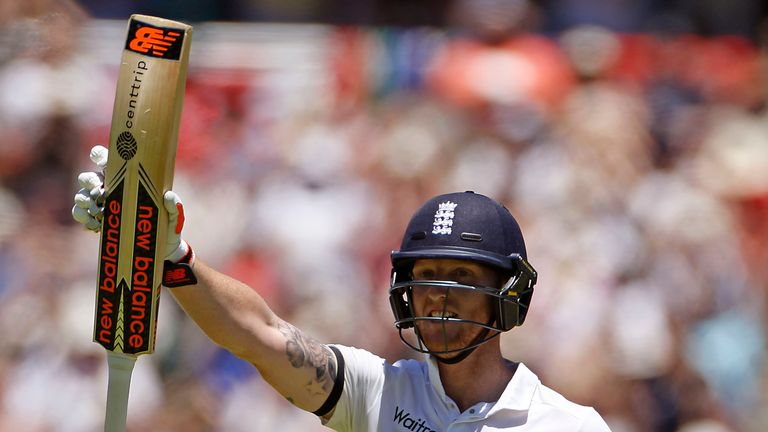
[{"xmin": 435, "ymin": 342, "xmax": 517, "ymax": 412}]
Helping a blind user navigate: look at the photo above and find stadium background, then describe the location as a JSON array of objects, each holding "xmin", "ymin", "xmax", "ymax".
[{"xmin": 1, "ymin": 0, "xmax": 768, "ymax": 431}]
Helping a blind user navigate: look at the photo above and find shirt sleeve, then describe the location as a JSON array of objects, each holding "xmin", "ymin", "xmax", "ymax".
[{"xmin": 322, "ymin": 344, "xmax": 387, "ymax": 432}]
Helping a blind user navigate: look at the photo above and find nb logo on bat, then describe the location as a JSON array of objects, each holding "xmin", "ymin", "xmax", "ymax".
[
  {"xmin": 125, "ymin": 19, "xmax": 185, "ymax": 60},
  {"xmin": 130, "ymin": 28, "xmax": 180, "ymax": 56}
]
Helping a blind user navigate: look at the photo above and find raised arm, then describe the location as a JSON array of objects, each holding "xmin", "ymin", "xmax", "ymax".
[
  {"xmin": 72, "ymin": 146, "xmax": 340, "ymax": 418},
  {"xmin": 170, "ymin": 259, "xmax": 340, "ymax": 415}
]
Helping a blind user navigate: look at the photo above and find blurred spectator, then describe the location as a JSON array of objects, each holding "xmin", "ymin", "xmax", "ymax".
[{"xmin": 2, "ymin": 2, "xmax": 768, "ymax": 431}]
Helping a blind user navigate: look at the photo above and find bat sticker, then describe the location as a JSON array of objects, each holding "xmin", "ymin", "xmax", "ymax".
[
  {"xmin": 96, "ymin": 180, "xmax": 125, "ymax": 351},
  {"xmin": 125, "ymin": 18, "xmax": 185, "ymax": 60}
]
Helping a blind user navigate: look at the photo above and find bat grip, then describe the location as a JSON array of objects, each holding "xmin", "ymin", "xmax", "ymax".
[{"xmin": 104, "ymin": 352, "xmax": 137, "ymax": 432}]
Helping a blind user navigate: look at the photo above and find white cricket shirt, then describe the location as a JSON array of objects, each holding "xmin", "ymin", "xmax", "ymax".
[{"xmin": 324, "ymin": 345, "xmax": 611, "ymax": 432}]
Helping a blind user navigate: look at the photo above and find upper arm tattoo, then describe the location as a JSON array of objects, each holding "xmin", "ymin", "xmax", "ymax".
[{"xmin": 277, "ymin": 321, "xmax": 337, "ymax": 398}]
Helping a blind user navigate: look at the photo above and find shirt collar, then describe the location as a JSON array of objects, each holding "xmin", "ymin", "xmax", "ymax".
[
  {"xmin": 426, "ymin": 356, "xmax": 538, "ymax": 414},
  {"xmin": 426, "ymin": 355, "xmax": 452, "ymax": 405},
  {"xmin": 491, "ymin": 362, "xmax": 538, "ymax": 412}
]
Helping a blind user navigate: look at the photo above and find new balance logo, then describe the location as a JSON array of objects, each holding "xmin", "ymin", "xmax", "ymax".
[
  {"xmin": 125, "ymin": 19, "xmax": 185, "ymax": 60},
  {"xmin": 393, "ymin": 406, "xmax": 437, "ymax": 432},
  {"xmin": 130, "ymin": 27, "xmax": 180, "ymax": 56}
]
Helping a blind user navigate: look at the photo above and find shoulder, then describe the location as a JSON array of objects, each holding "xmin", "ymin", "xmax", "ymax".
[
  {"xmin": 534, "ymin": 383, "xmax": 593, "ymax": 418},
  {"xmin": 333, "ymin": 344, "xmax": 423, "ymax": 368},
  {"xmin": 331, "ymin": 344, "xmax": 426, "ymax": 380},
  {"xmin": 332, "ymin": 344, "xmax": 385, "ymax": 366},
  {"xmin": 520, "ymin": 364, "xmax": 611, "ymax": 431},
  {"xmin": 535, "ymin": 387, "xmax": 609, "ymax": 431},
  {"xmin": 323, "ymin": 346, "xmax": 429, "ymax": 431}
]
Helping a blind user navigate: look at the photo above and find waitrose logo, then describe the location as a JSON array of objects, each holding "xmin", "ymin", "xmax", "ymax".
[{"xmin": 393, "ymin": 406, "xmax": 438, "ymax": 432}]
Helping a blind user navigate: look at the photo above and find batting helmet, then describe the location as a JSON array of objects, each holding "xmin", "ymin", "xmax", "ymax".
[{"xmin": 389, "ymin": 191, "xmax": 537, "ymax": 359}]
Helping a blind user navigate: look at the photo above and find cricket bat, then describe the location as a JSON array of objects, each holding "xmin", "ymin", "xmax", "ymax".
[{"xmin": 93, "ymin": 15, "xmax": 192, "ymax": 431}]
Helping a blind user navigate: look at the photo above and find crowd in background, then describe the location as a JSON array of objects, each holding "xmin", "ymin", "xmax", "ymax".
[{"xmin": 1, "ymin": 1, "xmax": 768, "ymax": 431}]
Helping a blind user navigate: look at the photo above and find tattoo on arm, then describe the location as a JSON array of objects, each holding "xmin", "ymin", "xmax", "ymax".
[{"xmin": 278, "ymin": 321, "xmax": 337, "ymax": 397}]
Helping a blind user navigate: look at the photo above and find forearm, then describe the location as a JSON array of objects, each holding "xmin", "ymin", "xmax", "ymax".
[
  {"xmin": 167, "ymin": 258, "xmax": 340, "ymax": 413},
  {"xmin": 168, "ymin": 259, "xmax": 280, "ymax": 362},
  {"xmin": 72, "ymin": 150, "xmax": 338, "ymax": 414}
]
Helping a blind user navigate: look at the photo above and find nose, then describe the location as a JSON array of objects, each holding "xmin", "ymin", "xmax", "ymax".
[{"xmin": 424, "ymin": 284, "xmax": 449, "ymax": 302}]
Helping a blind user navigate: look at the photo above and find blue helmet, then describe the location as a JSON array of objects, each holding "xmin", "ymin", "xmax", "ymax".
[{"xmin": 389, "ymin": 191, "xmax": 537, "ymax": 359}]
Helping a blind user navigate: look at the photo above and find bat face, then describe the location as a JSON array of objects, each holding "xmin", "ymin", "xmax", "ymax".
[{"xmin": 94, "ymin": 15, "xmax": 191, "ymax": 357}]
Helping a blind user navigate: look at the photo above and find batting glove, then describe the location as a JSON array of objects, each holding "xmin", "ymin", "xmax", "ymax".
[
  {"xmin": 161, "ymin": 190, "xmax": 198, "ymax": 287},
  {"xmin": 72, "ymin": 146, "xmax": 196, "ymax": 286},
  {"xmin": 72, "ymin": 145, "xmax": 109, "ymax": 232}
]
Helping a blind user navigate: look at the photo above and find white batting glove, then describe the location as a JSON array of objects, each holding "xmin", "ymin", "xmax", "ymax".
[
  {"xmin": 72, "ymin": 145, "xmax": 108, "ymax": 231},
  {"xmin": 72, "ymin": 145, "xmax": 192, "ymax": 265},
  {"xmin": 161, "ymin": 191, "xmax": 196, "ymax": 287},
  {"xmin": 163, "ymin": 190, "xmax": 191, "ymax": 263}
]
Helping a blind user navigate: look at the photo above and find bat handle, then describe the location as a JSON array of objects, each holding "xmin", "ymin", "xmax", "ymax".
[{"xmin": 104, "ymin": 352, "xmax": 137, "ymax": 432}]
